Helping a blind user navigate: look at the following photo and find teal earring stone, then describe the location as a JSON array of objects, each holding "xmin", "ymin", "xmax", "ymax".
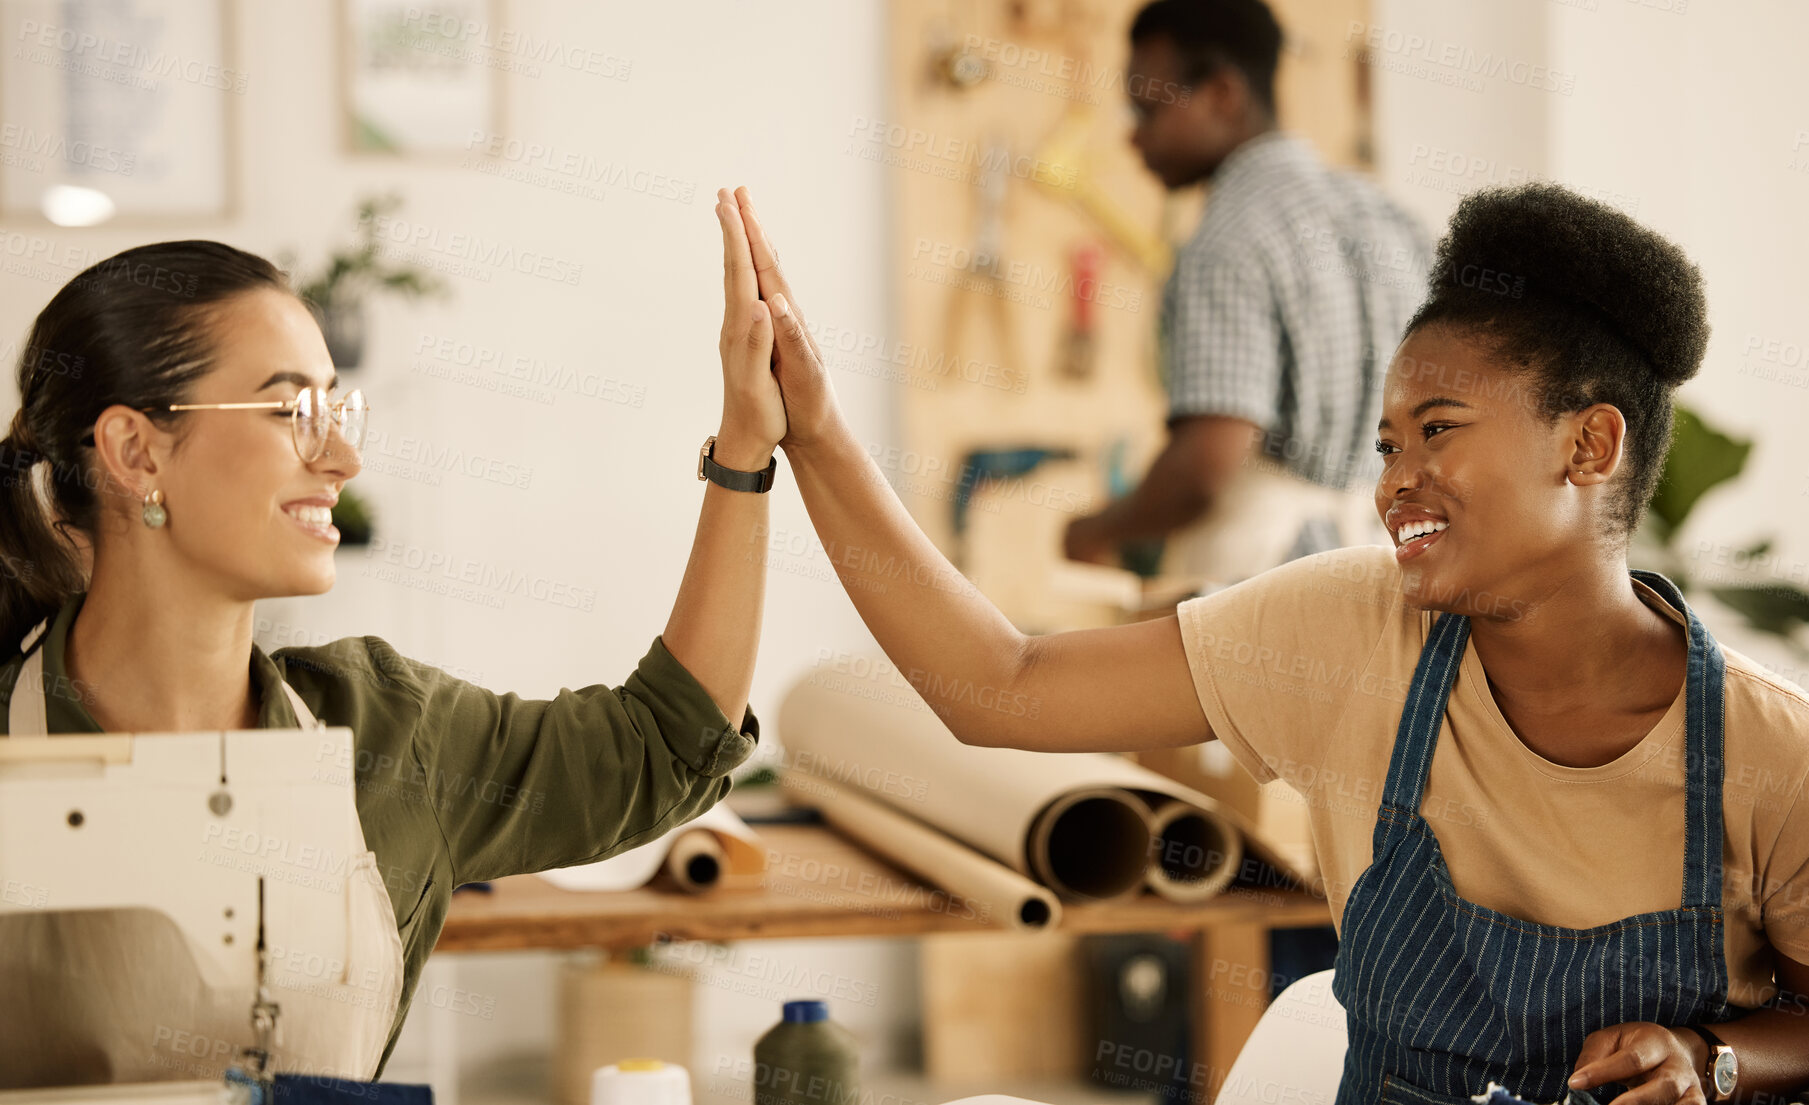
[{"xmin": 142, "ymin": 489, "xmax": 167, "ymax": 528}]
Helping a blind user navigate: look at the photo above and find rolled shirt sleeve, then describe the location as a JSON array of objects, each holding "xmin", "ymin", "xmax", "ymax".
[
  {"xmin": 1164, "ymin": 247, "xmax": 1284, "ymax": 428},
  {"xmin": 410, "ymin": 634, "xmax": 758, "ymax": 886}
]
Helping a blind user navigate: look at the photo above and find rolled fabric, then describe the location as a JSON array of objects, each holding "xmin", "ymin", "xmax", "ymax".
[{"xmin": 779, "ymin": 772, "xmax": 1061, "ymax": 929}]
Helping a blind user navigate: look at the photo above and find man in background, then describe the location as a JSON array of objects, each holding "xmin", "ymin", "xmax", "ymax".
[
  {"xmin": 1064, "ymin": 0, "xmax": 1429, "ymax": 582},
  {"xmin": 1063, "ymin": 0, "xmax": 1429, "ymax": 1007}
]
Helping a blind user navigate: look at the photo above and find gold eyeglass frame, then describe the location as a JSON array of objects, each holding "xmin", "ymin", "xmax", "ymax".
[{"xmin": 83, "ymin": 386, "xmax": 369, "ymax": 464}]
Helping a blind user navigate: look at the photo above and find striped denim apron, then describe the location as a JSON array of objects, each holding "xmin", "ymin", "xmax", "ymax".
[{"xmin": 1330, "ymin": 569, "xmax": 1732, "ymax": 1105}]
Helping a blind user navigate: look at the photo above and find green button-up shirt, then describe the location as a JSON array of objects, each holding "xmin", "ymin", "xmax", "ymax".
[{"xmin": 0, "ymin": 592, "xmax": 760, "ymax": 1076}]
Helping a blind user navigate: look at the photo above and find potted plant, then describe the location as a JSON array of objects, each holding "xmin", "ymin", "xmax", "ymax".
[
  {"xmin": 1631, "ymin": 404, "xmax": 1809, "ymax": 656},
  {"xmin": 331, "ymin": 485, "xmax": 376, "ymax": 546},
  {"xmin": 285, "ymin": 194, "xmax": 446, "ymax": 370}
]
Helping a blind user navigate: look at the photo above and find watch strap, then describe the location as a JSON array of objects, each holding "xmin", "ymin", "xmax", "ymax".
[
  {"xmin": 698, "ymin": 436, "xmax": 776, "ymax": 493},
  {"xmin": 1684, "ymin": 1025, "xmax": 1733, "ymax": 1101}
]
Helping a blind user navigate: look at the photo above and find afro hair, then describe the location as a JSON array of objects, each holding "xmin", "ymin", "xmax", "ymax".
[{"xmin": 1404, "ymin": 181, "xmax": 1710, "ymax": 542}]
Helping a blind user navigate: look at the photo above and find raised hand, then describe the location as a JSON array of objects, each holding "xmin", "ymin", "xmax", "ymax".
[
  {"xmin": 714, "ymin": 187, "xmax": 785, "ymax": 466},
  {"xmin": 731, "ymin": 186, "xmax": 844, "ymax": 452}
]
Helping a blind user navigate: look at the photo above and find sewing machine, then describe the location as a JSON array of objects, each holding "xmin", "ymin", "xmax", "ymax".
[{"xmin": 0, "ymin": 725, "xmax": 367, "ymax": 1102}]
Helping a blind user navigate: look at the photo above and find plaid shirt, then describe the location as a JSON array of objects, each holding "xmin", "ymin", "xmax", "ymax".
[{"xmin": 1161, "ymin": 131, "xmax": 1431, "ymax": 491}]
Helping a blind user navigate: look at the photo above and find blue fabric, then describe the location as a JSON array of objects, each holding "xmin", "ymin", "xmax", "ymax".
[
  {"xmin": 269, "ymin": 1076, "xmax": 433, "ymax": 1105},
  {"xmin": 1269, "ymin": 924, "xmax": 1340, "ymax": 1002},
  {"xmin": 226, "ymin": 1072, "xmax": 433, "ymax": 1105},
  {"xmin": 1331, "ymin": 569, "xmax": 1734, "ymax": 1104}
]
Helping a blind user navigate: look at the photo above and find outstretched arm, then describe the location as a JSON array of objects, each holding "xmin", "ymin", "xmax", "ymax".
[
  {"xmin": 659, "ymin": 189, "xmax": 787, "ymax": 726},
  {"xmin": 733, "ymin": 188, "xmax": 1213, "ymax": 753}
]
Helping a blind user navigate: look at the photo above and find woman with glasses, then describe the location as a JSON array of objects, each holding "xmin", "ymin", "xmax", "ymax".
[
  {"xmin": 0, "ymin": 213, "xmax": 783, "ymax": 1084},
  {"xmin": 729, "ymin": 175, "xmax": 1809, "ymax": 1104}
]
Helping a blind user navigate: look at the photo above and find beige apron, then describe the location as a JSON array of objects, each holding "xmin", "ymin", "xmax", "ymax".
[
  {"xmin": 1, "ymin": 620, "xmax": 404, "ymax": 1088},
  {"xmin": 1164, "ymin": 455, "xmax": 1388, "ymax": 586}
]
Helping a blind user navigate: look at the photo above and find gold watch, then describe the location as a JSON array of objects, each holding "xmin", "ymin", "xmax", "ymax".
[
  {"xmin": 696, "ymin": 435, "xmax": 776, "ymax": 493},
  {"xmin": 1686, "ymin": 1025, "xmax": 1737, "ymax": 1103}
]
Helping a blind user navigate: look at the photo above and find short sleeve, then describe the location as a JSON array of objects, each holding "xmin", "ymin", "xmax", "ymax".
[
  {"xmin": 283, "ymin": 633, "xmax": 758, "ymax": 887},
  {"xmin": 1760, "ymin": 781, "xmax": 1809, "ymax": 966},
  {"xmin": 1165, "ymin": 247, "xmax": 1284, "ymax": 427},
  {"xmin": 1174, "ymin": 545, "xmax": 1397, "ymax": 789}
]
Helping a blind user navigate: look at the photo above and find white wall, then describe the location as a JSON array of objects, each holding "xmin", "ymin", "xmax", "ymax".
[
  {"xmin": 1547, "ymin": 0, "xmax": 1809, "ymax": 675},
  {"xmin": 8, "ymin": 0, "xmax": 1809, "ymax": 1096},
  {"xmin": 2, "ymin": 0, "xmax": 895, "ymax": 699},
  {"xmin": 0, "ymin": 0, "xmax": 910, "ymax": 1094},
  {"xmin": 1371, "ymin": 0, "xmax": 1809, "ymax": 679}
]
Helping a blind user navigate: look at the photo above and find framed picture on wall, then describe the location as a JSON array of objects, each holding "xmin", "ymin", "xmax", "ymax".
[
  {"xmin": 340, "ymin": 0, "xmax": 501, "ymax": 156},
  {"xmin": 0, "ymin": 0, "xmax": 237, "ymax": 225}
]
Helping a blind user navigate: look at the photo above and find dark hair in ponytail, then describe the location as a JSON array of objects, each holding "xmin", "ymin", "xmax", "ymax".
[{"xmin": 1, "ymin": 240, "xmax": 290, "ymax": 650}]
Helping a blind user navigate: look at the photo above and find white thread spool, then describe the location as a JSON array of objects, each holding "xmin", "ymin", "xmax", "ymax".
[{"xmin": 591, "ymin": 1059, "xmax": 692, "ymax": 1105}]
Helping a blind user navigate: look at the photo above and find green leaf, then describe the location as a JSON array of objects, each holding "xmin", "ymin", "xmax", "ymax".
[
  {"xmin": 1646, "ymin": 405, "xmax": 1752, "ymax": 541},
  {"xmin": 331, "ymin": 487, "xmax": 376, "ymax": 545},
  {"xmin": 286, "ymin": 193, "xmax": 448, "ymax": 308},
  {"xmin": 1707, "ymin": 584, "xmax": 1809, "ymax": 638}
]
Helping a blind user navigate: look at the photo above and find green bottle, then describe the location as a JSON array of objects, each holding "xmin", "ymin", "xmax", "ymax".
[{"xmin": 753, "ymin": 1000, "xmax": 859, "ymax": 1105}]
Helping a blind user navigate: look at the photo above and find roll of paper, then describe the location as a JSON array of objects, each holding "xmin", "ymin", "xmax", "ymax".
[
  {"xmin": 780, "ymin": 772, "xmax": 1061, "ymax": 930},
  {"xmin": 779, "ymin": 662, "xmax": 1305, "ymax": 903},
  {"xmin": 663, "ymin": 829, "xmax": 728, "ymax": 892},
  {"xmin": 541, "ymin": 805, "xmax": 764, "ymax": 894},
  {"xmin": 1144, "ymin": 798, "xmax": 1243, "ymax": 902}
]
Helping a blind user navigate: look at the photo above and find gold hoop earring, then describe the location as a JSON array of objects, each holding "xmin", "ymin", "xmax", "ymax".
[{"xmin": 142, "ymin": 488, "xmax": 167, "ymax": 529}]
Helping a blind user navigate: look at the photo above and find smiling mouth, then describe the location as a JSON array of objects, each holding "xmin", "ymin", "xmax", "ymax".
[
  {"xmin": 1394, "ymin": 525, "xmax": 1447, "ymax": 561},
  {"xmin": 285, "ymin": 504, "xmax": 339, "ymax": 542}
]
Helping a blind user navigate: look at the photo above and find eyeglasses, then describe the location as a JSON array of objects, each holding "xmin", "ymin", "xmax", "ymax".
[{"xmin": 81, "ymin": 386, "xmax": 369, "ymax": 463}]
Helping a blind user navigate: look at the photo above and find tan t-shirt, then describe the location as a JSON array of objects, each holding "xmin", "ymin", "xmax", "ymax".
[{"xmin": 1175, "ymin": 544, "xmax": 1809, "ymax": 1011}]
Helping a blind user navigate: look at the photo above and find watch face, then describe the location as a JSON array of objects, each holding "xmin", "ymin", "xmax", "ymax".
[{"xmin": 1712, "ymin": 1051, "xmax": 1737, "ymax": 1096}]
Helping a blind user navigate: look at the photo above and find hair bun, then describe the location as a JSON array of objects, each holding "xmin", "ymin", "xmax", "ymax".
[{"xmin": 1434, "ymin": 182, "xmax": 1708, "ymax": 388}]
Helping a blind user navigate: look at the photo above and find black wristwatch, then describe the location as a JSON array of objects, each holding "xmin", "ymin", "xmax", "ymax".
[
  {"xmin": 697, "ymin": 434, "xmax": 776, "ymax": 493},
  {"xmin": 1683, "ymin": 1025, "xmax": 1738, "ymax": 1103}
]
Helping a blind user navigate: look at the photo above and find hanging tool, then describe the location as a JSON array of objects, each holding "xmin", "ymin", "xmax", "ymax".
[
  {"xmin": 941, "ymin": 134, "xmax": 1026, "ymax": 394},
  {"xmin": 924, "ymin": 0, "xmax": 989, "ymax": 90},
  {"xmin": 951, "ymin": 446, "xmax": 1078, "ymax": 569},
  {"xmin": 1030, "ymin": 106, "xmax": 1171, "ymax": 274},
  {"xmin": 1058, "ymin": 241, "xmax": 1104, "ymax": 381}
]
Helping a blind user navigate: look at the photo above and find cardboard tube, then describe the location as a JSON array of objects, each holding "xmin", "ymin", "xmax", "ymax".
[
  {"xmin": 1144, "ymin": 799, "xmax": 1242, "ymax": 903},
  {"xmin": 543, "ymin": 805, "xmax": 767, "ymax": 893},
  {"xmin": 1025, "ymin": 788, "xmax": 1154, "ymax": 901},
  {"xmin": 663, "ymin": 829, "xmax": 727, "ymax": 893},
  {"xmin": 779, "ymin": 662, "xmax": 1311, "ymax": 908},
  {"xmin": 781, "ymin": 773, "xmax": 1061, "ymax": 930}
]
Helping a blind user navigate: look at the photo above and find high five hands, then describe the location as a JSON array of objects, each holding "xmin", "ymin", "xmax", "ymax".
[{"xmin": 713, "ymin": 185, "xmax": 843, "ymax": 460}]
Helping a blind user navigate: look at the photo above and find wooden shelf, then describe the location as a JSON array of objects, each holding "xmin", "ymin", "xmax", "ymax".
[
  {"xmin": 437, "ymin": 823, "xmax": 1329, "ymax": 953},
  {"xmin": 437, "ymin": 822, "xmax": 1330, "ymax": 1088}
]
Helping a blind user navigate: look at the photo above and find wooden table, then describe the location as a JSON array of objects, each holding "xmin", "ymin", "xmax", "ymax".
[{"xmin": 438, "ymin": 823, "xmax": 1331, "ymax": 1092}]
